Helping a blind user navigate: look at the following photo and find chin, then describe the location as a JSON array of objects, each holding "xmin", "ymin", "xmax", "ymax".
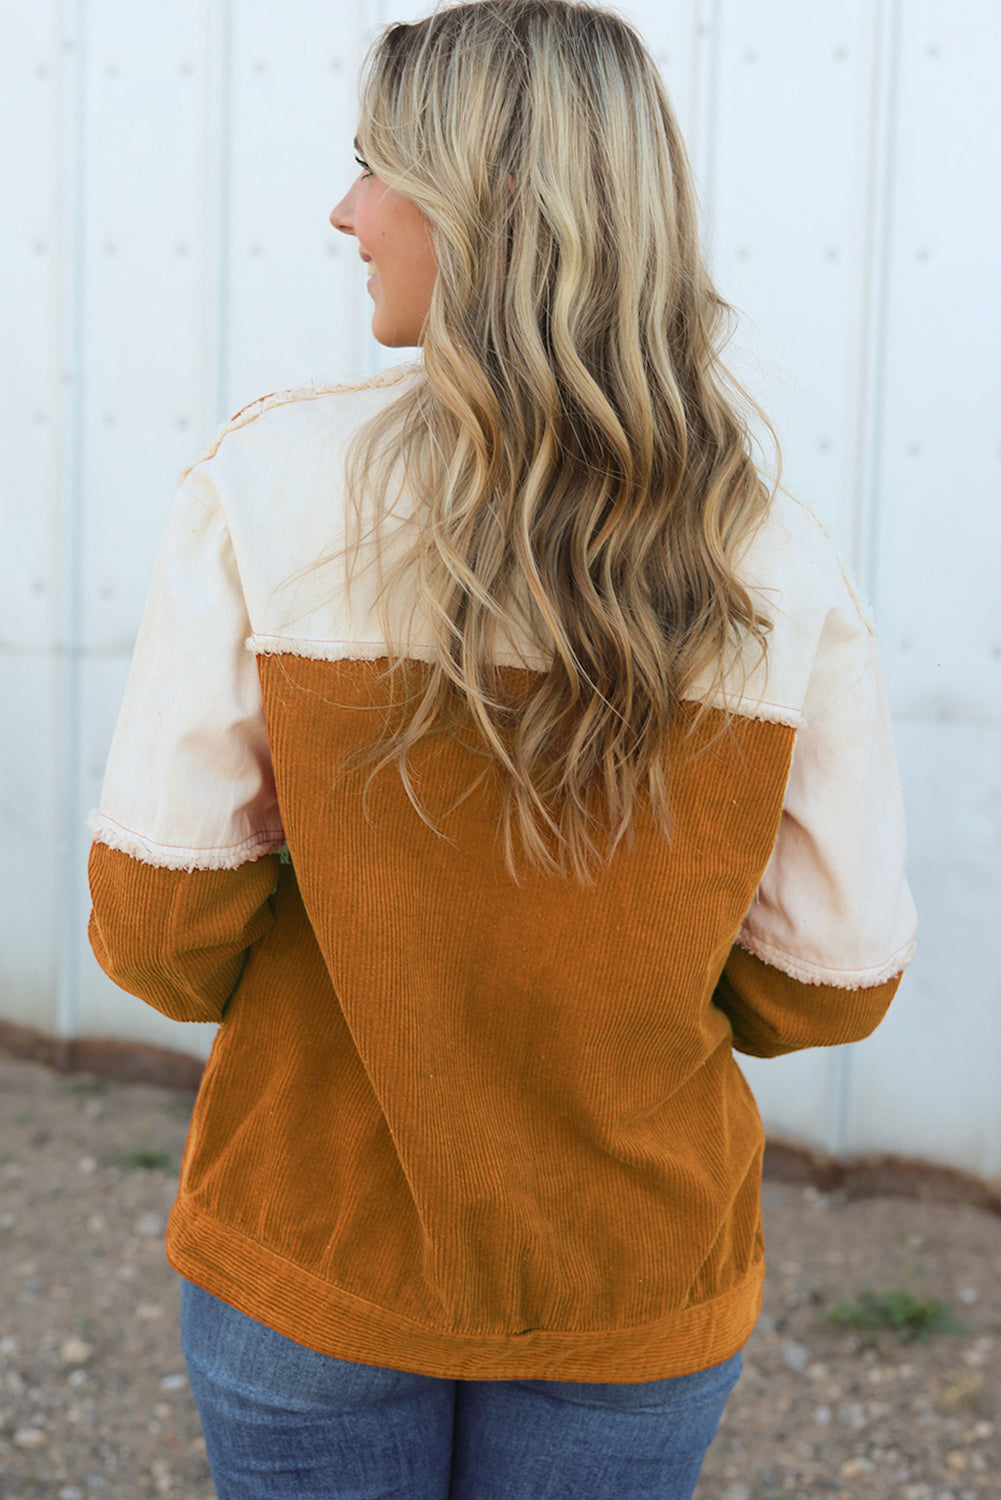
[
  {"xmin": 372, "ymin": 320, "xmax": 419, "ymax": 349},
  {"xmin": 370, "ymin": 300, "xmax": 426, "ymax": 349}
]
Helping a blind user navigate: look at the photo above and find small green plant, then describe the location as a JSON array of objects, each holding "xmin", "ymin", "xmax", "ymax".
[
  {"xmin": 825, "ymin": 1287, "xmax": 967, "ymax": 1342},
  {"xmin": 113, "ymin": 1147, "xmax": 177, "ymax": 1172}
]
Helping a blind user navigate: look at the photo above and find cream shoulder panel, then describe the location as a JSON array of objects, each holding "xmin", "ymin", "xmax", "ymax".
[
  {"xmin": 195, "ymin": 400, "xmax": 878, "ymax": 732},
  {"xmin": 178, "ymin": 362, "xmax": 420, "ymax": 483},
  {"xmin": 93, "ymin": 391, "xmax": 916, "ymax": 989}
]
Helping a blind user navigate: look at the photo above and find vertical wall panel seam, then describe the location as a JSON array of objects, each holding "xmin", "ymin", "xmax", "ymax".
[
  {"xmin": 852, "ymin": 0, "xmax": 901, "ymax": 609},
  {"xmin": 691, "ymin": 0, "xmax": 721, "ymax": 232},
  {"xmin": 213, "ymin": 0, "xmax": 233, "ymax": 426},
  {"xmin": 56, "ymin": 0, "xmax": 86, "ymax": 1041},
  {"xmin": 832, "ymin": 0, "xmax": 902, "ymax": 1158}
]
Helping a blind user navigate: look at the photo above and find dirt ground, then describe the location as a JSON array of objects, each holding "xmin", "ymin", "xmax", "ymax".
[{"xmin": 0, "ymin": 1051, "xmax": 999, "ymax": 1500}]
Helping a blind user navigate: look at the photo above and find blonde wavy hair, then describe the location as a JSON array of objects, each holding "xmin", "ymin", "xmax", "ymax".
[{"xmin": 346, "ymin": 0, "xmax": 777, "ymax": 880}]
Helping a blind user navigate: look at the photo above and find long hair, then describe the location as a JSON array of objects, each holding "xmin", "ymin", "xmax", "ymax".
[{"xmin": 345, "ymin": 0, "xmax": 777, "ymax": 880}]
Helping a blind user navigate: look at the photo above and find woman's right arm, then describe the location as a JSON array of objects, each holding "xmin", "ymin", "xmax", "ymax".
[
  {"xmin": 88, "ymin": 849, "xmax": 279, "ymax": 1025},
  {"xmin": 87, "ymin": 462, "xmax": 286, "ymax": 1024}
]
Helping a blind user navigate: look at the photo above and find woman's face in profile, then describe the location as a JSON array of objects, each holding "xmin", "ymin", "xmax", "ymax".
[{"xmin": 330, "ymin": 142, "xmax": 438, "ymax": 348}]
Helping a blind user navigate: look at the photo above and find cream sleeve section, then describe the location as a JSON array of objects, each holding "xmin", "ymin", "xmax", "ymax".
[
  {"xmin": 736, "ymin": 604, "xmax": 916, "ymax": 989},
  {"xmin": 89, "ymin": 473, "xmax": 285, "ymax": 870}
]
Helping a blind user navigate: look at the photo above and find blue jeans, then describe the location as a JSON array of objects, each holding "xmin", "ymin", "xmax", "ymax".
[{"xmin": 180, "ymin": 1279, "xmax": 741, "ymax": 1500}]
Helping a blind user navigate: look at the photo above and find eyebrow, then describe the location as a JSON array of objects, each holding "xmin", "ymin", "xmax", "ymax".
[{"xmin": 353, "ymin": 136, "xmax": 363, "ymax": 155}]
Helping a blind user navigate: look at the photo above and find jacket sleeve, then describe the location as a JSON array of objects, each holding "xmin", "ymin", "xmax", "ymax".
[
  {"xmin": 714, "ymin": 587, "xmax": 916, "ymax": 1058},
  {"xmin": 88, "ymin": 846, "xmax": 278, "ymax": 1024},
  {"xmin": 714, "ymin": 946, "xmax": 902, "ymax": 1058},
  {"xmin": 87, "ymin": 462, "xmax": 286, "ymax": 1022}
]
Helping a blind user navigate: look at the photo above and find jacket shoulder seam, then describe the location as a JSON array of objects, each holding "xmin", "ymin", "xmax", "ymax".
[
  {"xmin": 178, "ymin": 363, "xmax": 420, "ymax": 482},
  {"xmin": 775, "ymin": 489, "xmax": 876, "ymax": 636}
]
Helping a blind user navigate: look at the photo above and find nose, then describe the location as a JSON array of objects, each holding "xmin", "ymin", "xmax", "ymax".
[{"xmin": 330, "ymin": 181, "xmax": 359, "ymax": 236}]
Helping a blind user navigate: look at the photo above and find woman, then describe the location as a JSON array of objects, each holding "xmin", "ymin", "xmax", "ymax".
[{"xmin": 88, "ymin": 2, "xmax": 916, "ymax": 1496}]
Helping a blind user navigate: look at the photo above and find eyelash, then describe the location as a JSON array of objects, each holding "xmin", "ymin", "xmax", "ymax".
[{"xmin": 354, "ymin": 154, "xmax": 373, "ymax": 179}]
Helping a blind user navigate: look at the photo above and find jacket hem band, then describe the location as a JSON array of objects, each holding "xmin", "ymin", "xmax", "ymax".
[{"xmin": 165, "ymin": 1198, "xmax": 763, "ymax": 1383}]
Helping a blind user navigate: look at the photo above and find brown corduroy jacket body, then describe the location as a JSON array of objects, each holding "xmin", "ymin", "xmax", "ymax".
[{"xmin": 87, "ymin": 370, "xmax": 915, "ymax": 1381}]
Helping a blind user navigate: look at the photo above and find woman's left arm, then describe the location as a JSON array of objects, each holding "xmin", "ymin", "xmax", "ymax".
[{"xmin": 714, "ymin": 559, "xmax": 917, "ymax": 1057}]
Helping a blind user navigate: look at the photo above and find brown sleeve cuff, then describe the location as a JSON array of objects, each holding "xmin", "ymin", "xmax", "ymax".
[
  {"xmin": 714, "ymin": 944, "xmax": 902, "ymax": 1058},
  {"xmin": 88, "ymin": 842, "xmax": 279, "ymax": 1023}
]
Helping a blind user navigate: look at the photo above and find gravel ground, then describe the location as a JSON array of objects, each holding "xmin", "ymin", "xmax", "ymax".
[{"xmin": 1, "ymin": 1051, "xmax": 999, "ymax": 1500}]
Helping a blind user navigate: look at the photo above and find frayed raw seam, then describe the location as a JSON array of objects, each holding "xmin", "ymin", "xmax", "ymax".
[
  {"xmin": 735, "ymin": 929, "xmax": 917, "ymax": 989},
  {"xmin": 245, "ymin": 634, "xmax": 551, "ymax": 672},
  {"xmin": 87, "ymin": 812, "xmax": 286, "ymax": 872},
  {"xmin": 680, "ymin": 693, "xmax": 803, "ymax": 731},
  {"xmin": 247, "ymin": 637, "xmax": 807, "ymax": 727},
  {"xmin": 178, "ymin": 363, "xmax": 421, "ymax": 483},
  {"xmin": 247, "ymin": 634, "xmax": 432, "ymax": 664}
]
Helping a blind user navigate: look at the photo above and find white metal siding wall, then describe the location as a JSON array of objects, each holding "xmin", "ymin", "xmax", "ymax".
[{"xmin": 3, "ymin": 1, "xmax": 999, "ymax": 1178}]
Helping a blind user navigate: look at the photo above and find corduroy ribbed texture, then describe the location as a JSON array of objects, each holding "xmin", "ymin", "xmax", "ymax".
[
  {"xmin": 717, "ymin": 947, "xmax": 901, "ymax": 1056},
  {"xmin": 87, "ymin": 849, "xmax": 279, "ymax": 1022},
  {"xmin": 88, "ymin": 657, "xmax": 903, "ymax": 1381}
]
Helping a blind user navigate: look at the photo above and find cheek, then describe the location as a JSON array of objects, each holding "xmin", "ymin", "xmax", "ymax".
[
  {"xmin": 353, "ymin": 202, "xmax": 375, "ymax": 247},
  {"xmin": 352, "ymin": 183, "xmax": 388, "ymax": 249}
]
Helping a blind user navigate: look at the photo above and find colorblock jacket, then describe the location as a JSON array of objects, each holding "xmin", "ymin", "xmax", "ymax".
[{"xmin": 88, "ymin": 364, "xmax": 916, "ymax": 1381}]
